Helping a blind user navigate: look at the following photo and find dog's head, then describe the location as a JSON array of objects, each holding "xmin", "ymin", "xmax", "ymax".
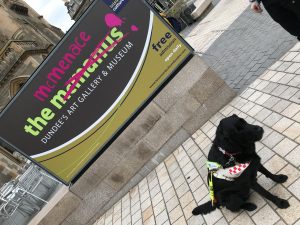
[{"xmin": 215, "ymin": 114, "xmax": 264, "ymax": 154}]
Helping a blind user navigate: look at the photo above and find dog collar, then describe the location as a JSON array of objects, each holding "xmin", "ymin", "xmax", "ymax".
[
  {"xmin": 218, "ymin": 147, "xmax": 240, "ymax": 167},
  {"xmin": 218, "ymin": 147, "xmax": 240, "ymax": 156}
]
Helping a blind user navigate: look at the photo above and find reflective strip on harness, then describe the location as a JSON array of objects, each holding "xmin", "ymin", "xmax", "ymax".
[{"xmin": 207, "ymin": 161, "xmax": 222, "ymax": 170}]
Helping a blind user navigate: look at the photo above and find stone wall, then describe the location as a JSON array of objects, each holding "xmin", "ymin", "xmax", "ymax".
[
  {"xmin": 0, "ymin": 0, "xmax": 64, "ymax": 110},
  {"xmin": 37, "ymin": 54, "xmax": 235, "ymax": 225},
  {"xmin": 0, "ymin": 147, "xmax": 21, "ymax": 186}
]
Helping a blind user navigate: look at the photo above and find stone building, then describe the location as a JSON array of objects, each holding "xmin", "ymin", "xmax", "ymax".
[
  {"xmin": 64, "ymin": 0, "xmax": 93, "ymax": 21},
  {"xmin": 0, "ymin": 0, "xmax": 64, "ymax": 185},
  {"xmin": 64, "ymin": 0, "xmax": 190, "ymax": 21}
]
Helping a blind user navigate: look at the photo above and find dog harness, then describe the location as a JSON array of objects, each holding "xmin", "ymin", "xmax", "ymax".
[
  {"xmin": 207, "ymin": 147, "xmax": 250, "ymax": 206},
  {"xmin": 207, "ymin": 161, "xmax": 250, "ymax": 181}
]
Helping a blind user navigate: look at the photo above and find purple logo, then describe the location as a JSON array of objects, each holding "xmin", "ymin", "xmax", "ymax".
[{"xmin": 103, "ymin": 0, "xmax": 129, "ymax": 13}]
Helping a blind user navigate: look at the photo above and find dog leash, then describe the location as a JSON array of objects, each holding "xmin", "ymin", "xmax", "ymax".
[
  {"xmin": 218, "ymin": 147, "xmax": 239, "ymax": 167},
  {"xmin": 207, "ymin": 161, "xmax": 221, "ymax": 206},
  {"xmin": 208, "ymin": 172, "xmax": 215, "ymax": 206}
]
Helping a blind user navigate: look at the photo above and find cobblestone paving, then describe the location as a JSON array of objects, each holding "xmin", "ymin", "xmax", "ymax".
[
  {"xmin": 183, "ymin": 0, "xmax": 298, "ymax": 93},
  {"xmin": 93, "ymin": 42, "xmax": 300, "ymax": 225}
]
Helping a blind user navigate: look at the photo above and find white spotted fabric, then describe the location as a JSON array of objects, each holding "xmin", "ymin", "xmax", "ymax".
[{"xmin": 213, "ymin": 162, "xmax": 250, "ymax": 181}]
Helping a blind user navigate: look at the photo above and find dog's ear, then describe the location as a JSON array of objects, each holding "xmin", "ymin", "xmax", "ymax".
[
  {"xmin": 216, "ymin": 121, "xmax": 224, "ymax": 136},
  {"xmin": 232, "ymin": 114, "xmax": 238, "ymax": 118}
]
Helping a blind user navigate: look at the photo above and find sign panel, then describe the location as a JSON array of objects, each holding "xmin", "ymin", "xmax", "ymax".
[{"xmin": 0, "ymin": 0, "xmax": 193, "ymax": 184}]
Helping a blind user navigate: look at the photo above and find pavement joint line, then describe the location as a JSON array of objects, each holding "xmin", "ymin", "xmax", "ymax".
[
  {"xmin": 259, "ymin": 158, "xmax": 299, "ymax": 202},
  {"xmin": 238, "ymin": 95, "xmax": 300, "ymax": 133},
  {"xmin": 160, "ymin": 160, "xmax": 182, "ymax": 225},
  {"xmin": 142, "ymin": 171, "xmax": 156, "ymax": 224},
  {"xmin": 229, "ymin": 102, "xmax": 300, "ymax": 150},
  {"xmin": 173, "ymin": 148, "xmax": 206, "ymax": 217}
]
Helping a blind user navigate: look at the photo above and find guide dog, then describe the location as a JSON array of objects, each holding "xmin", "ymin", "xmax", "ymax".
[{"xmin": 192, "ymin": 114, "xmax": 290, "ymax": 215}]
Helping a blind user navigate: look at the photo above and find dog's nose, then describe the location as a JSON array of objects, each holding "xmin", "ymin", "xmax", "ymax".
[
  {"xmin": 255, "ymin": 126, "xmax": 262, "ymax": 131},
  {"xmin": 255, "ymin": 126, "xmax": 263, "ymax": 132}
]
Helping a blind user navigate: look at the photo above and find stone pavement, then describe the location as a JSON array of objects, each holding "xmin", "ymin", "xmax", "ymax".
[
  {"xmin": 183, "ymin": 0, "xmax": 297, "ymax": 92},
  {"xmin": 91, "ymin": 42, "xmax": 300, "ymax": 225}
]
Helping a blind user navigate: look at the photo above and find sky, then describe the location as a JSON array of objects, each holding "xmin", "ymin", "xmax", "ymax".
[{"xmin": 24, "ymin": 0, "xmax": 74, "ymax": 32}]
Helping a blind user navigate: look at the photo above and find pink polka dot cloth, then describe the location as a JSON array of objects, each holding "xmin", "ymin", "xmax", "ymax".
[{"xmin": 229, "ymin": 163, "xmax": 250, "ymax": 176}]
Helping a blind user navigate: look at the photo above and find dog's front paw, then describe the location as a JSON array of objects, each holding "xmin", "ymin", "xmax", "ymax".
[
  {"xmin": 274, "ymin": 198, "xmax": 290, "ymax": 209},
  {"xmin": 241, "ymin": 202, "xmax": 257, "ymax": 211},
  {"xmin": 273, "ymin": 174, "xmax": 288, "ymax": 183}
]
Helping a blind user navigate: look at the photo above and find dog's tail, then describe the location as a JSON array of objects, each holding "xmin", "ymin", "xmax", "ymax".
[{"xmin": 192, "ymin": 201, "xmax": 217, "ymax": 215}]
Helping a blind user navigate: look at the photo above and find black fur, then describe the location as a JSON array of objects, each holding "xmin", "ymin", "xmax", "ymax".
[{"xmin": 192, "ymin": 114, "xmax": 290, "ymax": 215}]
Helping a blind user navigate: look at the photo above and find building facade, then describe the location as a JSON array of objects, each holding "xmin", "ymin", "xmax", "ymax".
[
  {"xmin": 64, "ymin": 0, "xmax": 191, "ymax": 21},
  {"xmin": 64, "ymin": 0, "xmax": 93, "ymax": 21},
  {"xmin": 0, "ymin": 0, "xmax": 64, "ymax": 185}
]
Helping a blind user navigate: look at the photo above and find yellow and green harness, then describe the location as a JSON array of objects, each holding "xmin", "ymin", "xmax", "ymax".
[{"xmin": 206, "ymin": 160, "xmax": 250, "ymax": 206}]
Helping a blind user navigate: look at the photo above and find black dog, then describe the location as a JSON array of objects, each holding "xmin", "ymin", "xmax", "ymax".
[{"xmin": 192, "ymin": 114, "xmax": 290, "ymax": 215}]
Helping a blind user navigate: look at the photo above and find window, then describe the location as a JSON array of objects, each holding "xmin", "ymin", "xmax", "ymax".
[
  {"xmin": 9, "ymin": 76, "xmax": 28, "ymax": 97},
  {"xmin": 10, "ymin": 3, "xmax": 28, "ymax": 16}
]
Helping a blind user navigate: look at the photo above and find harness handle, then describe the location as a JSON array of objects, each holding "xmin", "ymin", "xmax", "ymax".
[{"xmin": 209, "ymin": 172, "xmax": 215, "ymax": 206}]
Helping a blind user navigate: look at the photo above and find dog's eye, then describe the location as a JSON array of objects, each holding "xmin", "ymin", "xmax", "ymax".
[
  {"xmin": 236, "ymin": 124, "xmax": 244, "ymax": 131},
  {"xmin": 236, "ymin": 119, "xmax": 246, "ymax": 131}
]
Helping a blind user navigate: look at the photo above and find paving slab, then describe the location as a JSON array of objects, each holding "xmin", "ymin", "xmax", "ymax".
[{"xmin": 183, "ymin": 0, "xmax": 298, "ymax": 93}]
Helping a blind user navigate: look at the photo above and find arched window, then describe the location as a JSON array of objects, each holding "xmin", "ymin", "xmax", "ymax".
[
  {"xmin": 12, "ymin": 28, "xmax": 26, "ymax": 40},
  {"xmin": 9, "ymin": 76, "xmax": 29, "ymax": 97}
]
